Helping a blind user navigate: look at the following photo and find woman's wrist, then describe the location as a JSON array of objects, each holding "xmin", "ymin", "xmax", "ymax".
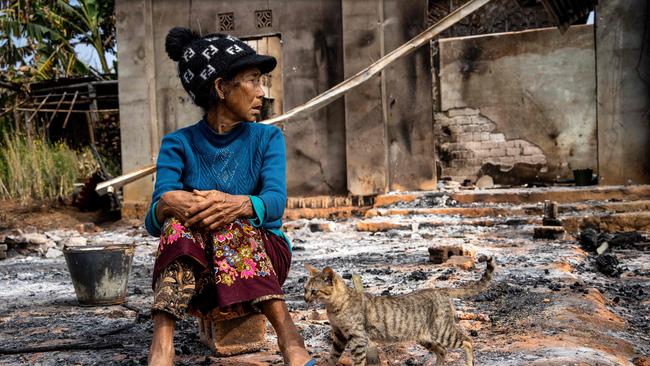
[
  {"xmin": 155, "ymin": 198, "xmax": 169, "ymax": 223},
  {"xmin": 157, "ymin": 190, "xmax": 190, "ymax": 222},
  {"xmin": 233, "ymin": 195, "xmax": 254, "ymax": 218}
]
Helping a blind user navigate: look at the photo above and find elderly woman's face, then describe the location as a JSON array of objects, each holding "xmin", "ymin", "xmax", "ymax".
[{"xmin": 222, "ymin": 67, "xmax": 264, "ymax": 122}]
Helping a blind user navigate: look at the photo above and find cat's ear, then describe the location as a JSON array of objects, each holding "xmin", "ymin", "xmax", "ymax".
[
  {"xmin": 323, "ymin": 267, "xmax": 335, "ymax": 285},
  {"xmin": 304, "ymin": 263, "xmax": 320, "ymax": 275}
]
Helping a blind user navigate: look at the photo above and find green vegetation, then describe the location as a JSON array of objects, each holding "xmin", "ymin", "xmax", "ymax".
[
  {"xmin": 0, "ymin": 0, "xmax": 118, "ymax": 202},
  {"xmin": 0, "ymin": 131, "xmax": 98, "ymax": 200},
  {"xmin": 0, "ymin": 0, "xmax": 116, "ymax": 82}
]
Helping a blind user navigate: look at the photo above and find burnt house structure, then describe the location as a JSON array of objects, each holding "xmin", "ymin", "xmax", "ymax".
[
  {"xmin": 116, "ymin": 0, "xmax": 435, "ymax": 215},
  {"xmin": 115, "ymin": 0, "xmax": 649, "ymax": 215}
]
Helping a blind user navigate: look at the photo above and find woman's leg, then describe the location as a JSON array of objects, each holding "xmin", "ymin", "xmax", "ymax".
[
  {"xmin": 259, "ymin": 299, "xmax": 312, "ymax": 366},
  {"xmin": 148, "ymin": 311, "xmax": 176, "ymax": 366},
  {"xmin": 148, "ymin": 259, "xmax": 198, "ymax": 366}
]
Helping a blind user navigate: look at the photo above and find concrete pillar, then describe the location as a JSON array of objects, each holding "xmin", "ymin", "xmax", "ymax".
[
  {"xmin": 342, "ymin": 0, "xmax": 434, "ymax": 196},
  {"xmin": 596, "ymin": 0, "xmax": 650, "ymax": 184},
  {"xmin": 115, "ymin": 0, "xmax": 201, "ymax": 217},
  {"xmin": 342, "ymin": 0, "xmax": 388, "ymax": 195},
  {"xmin": 115, "ymin": 0, "xmax": 157, "ymax": 217}
]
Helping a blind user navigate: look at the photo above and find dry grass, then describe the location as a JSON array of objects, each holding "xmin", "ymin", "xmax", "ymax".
[{"xmin": 0, "ymin": 132, "xmax": 98, "ymax": 200}]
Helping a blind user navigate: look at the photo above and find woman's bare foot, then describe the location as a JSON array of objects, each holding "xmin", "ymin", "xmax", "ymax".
[
  {"xmin": 148, "ymin": 312, "xmax": 176, "ymax": 366},
  {"xmin": 281, "ymin": 341, "xmax": 313, "ymax": 366},
  {"xmin": 260, "ymin": 299, "xmax": 313, "ymax": 366}
]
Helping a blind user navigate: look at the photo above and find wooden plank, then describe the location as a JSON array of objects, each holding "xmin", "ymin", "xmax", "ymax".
[
  {"xmin": 255, "ymin": 38, "xmax": 272, "ymax": 97},
  {"xmin": 61, "ymin": 91, "xmax": 78, "ymax": 129},
  {"xmin": 46, "ymin": 91, "xmax": 67, "ymax": 129}
]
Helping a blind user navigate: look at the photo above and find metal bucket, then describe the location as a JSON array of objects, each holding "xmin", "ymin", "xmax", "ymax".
[{"xmin": 63, "ymin": 244, "xmax": 135, "ymax": 306}]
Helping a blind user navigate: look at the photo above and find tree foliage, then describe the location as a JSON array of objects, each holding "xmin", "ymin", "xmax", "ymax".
[{"xmin": 0, "ymin": 0, "xmax": 116, "ymax": 83}]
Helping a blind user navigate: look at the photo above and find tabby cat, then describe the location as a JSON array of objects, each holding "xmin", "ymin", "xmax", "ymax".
[{"xmin": 304, "ymin": 256, "xmax": 495, "ymax": 366}]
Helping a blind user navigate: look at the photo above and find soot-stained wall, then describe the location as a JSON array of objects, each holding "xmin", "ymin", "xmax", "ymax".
[
  {"xmin": 437, "ymin": 25, "xmax": 597, "ymax": 184},
  {"xmin": 343, "ymin": 0, "xmax": 434, "ymax": 195}
]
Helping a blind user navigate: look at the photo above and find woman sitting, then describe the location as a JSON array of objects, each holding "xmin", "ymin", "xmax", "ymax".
[{"xmin": 145, "ymin": 27, "xmax": 314, "ymax": 366}]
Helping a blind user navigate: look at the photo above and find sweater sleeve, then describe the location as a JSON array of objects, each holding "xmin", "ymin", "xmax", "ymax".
[
  {"xmin": 144, "ymin": 134, "xmax": 186, "ymax": 236},
  {"xmin": 256, "ymin": 127, "xmax": 287, "ymax": 223}
]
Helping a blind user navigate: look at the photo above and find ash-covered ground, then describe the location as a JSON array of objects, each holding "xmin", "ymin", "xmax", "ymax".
[{"xmin": 0, "ymin": 201, "xmax": 649, "ymax": 366}]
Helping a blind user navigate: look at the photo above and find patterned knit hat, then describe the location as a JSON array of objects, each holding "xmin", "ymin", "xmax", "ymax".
[{"xmin": 165, "ymin": 27, "xmax": 277, "ymax": 108}]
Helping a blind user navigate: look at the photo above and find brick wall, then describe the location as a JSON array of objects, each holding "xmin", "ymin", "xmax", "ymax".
[{"xmin": 434, "ymin": 107, "xmax": 548, "ymax": 182}]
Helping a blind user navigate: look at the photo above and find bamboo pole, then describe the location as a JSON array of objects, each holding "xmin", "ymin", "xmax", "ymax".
[
  {"xmin": 30, "ymin": 79, "xmax": 117, "ymax": 93},
  {"xmin": 46, "ymin": 91, "xmax": 67, "ymax": 129},
  {"xmin": 25, "ymin": 93, "xmax": 51, "ymax": 125},
  {"xmin": 95, "ymin": 164, "xmax": 157, "ymax": 196},
  {"xmin": 16, "ymin": 107, "xmax": 119, "ymax": 113},
  {"xmin": 0, "ymin": 99, "xmax": 28, "ymax": 118},
  {"xmin": 62, "ymin": 91, "xmax": 79, "ymax": 129},
  {"xmin": 261, "ymin": 0, "xmax": 492, "ymax": 125}
]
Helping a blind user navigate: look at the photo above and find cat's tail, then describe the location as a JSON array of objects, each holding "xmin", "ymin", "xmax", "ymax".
[{"xmin": 442, "ymin": 255, "xmax": 495, "ymax": 298}]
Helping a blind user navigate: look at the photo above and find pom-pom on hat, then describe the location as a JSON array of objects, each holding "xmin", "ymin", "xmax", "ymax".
[{"xmin": 165, "ymin": 27, "xmax": 277, "ymax": 109}]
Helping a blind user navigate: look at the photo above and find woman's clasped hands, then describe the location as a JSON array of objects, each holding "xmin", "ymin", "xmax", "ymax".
[{"xmin": 160, "ymin": 189, "xmax": 253, "ymax": 232}]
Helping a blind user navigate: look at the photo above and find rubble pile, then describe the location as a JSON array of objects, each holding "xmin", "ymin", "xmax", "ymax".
[
  {"xmin": 1, "ymin": 186, "xmax": 649, "ymax": 365},
  {"xmin": 0, "ymin": 227, "xmax": 98, "ymax": 259},
  {"xmin": 579, "ymin": 228, "xmax": 648, "ymax": 276}
]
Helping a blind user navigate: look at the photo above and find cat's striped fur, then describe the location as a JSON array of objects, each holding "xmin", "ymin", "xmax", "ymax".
[{"xmin": 304, "ymin": 256, "xmax": 495, "ymax": 366}]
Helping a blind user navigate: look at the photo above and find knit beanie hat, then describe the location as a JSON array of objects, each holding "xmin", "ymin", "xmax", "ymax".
[{"xmin": 165, "ymin": 27, "xmax": 277, "ymax": 109}]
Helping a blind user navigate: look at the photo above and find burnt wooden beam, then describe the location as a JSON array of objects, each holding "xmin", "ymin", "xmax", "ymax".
[{"xmin": 0, "ymin": 80, "xmax": 22, "ymax": 92}]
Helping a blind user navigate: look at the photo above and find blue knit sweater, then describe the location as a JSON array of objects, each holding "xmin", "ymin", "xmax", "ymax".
[{"xmin": 144, "ymin": 118, "xmax": 288, "ymax": 246}]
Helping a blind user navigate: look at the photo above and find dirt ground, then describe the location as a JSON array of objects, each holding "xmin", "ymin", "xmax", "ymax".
[
  {"xmin": 0, "ymin": 200, "xmax": 108, "ymax": 232},
  {"xmin": 0, "ymin": 195, "xmax": 649, "ymax": 366}
]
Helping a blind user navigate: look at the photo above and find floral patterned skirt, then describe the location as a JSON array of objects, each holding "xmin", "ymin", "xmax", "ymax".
[{"xmin": 152, "ymin": 217, "xmax": 291, "ymax": 313}]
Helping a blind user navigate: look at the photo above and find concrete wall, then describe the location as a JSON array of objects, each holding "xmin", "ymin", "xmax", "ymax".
[
  {"xmin": 115, "ymin": 0, "xmax": 186, "ymax": 216},
  {"xmin": 596, "ymin": 0, "xmax": 650, "ymax": 184},
  {"xmin": 437, "ymin": 25, "xmax": 597, "ymax": 184}
]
